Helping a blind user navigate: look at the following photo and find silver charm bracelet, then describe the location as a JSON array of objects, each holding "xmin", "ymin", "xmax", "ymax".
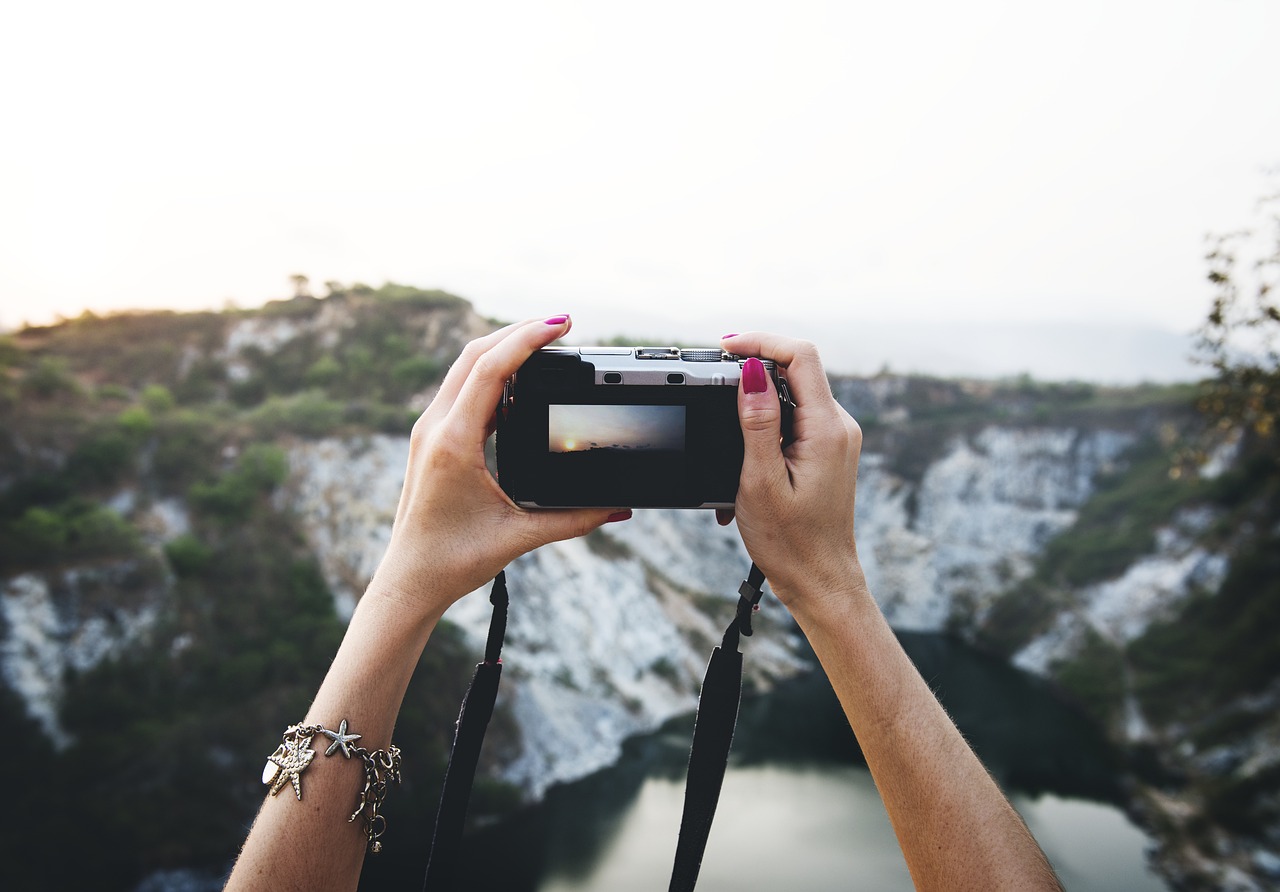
[{"xmin": 262, "ymin": 719, "xmax": 403, "ymax": 854}]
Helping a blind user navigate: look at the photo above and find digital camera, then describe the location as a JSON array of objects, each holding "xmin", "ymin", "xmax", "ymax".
[{"xmin": 496, "ymin": 346, "xmax": 790, "ymax": 509}]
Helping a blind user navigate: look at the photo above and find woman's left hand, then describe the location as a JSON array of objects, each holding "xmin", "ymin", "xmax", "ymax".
[{"xmin": 368, "ymin": 315, "xmax": 629, "ymax": 618}]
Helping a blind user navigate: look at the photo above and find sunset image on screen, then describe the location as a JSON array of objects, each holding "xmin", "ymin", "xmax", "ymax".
[{"xmin": 548, "ymin": 404, "xmax": 685, "ymax": 454}]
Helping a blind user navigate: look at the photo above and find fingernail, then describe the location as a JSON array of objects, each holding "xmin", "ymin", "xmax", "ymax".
[
  {"xmin": 743, "ymin": 357, "xmax": 768, "ymax": 394},
  {"xmin": 721, "ymin": 333, "xmax": 738, "ymax": 340},
  {"xmin": 544, "ymin": 314, "xmax": 570, "ymax": 325},
  {"xmin": 606, "ymin": 510, "xmax": 632, "ymax": 523}
]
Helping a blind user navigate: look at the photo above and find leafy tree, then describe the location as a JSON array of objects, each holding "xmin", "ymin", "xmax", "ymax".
[
  {"xmin": 290, "ymin": 273, "xmax": 311, "ymax": 298},
  {"xmin": 1196, "ymin": 185, "xmax": 1280, "ymax": 448}
]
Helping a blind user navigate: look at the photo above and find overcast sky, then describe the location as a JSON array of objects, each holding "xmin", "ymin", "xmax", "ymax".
[{"xmin": 2, "ymin": 1, "xmax": 1277, "ymax": 377}]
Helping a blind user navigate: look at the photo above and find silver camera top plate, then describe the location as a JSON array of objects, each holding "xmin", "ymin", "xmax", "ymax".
[{"xmin": 538, "ymin": 346, "xmax": 772, "ymax": 387}]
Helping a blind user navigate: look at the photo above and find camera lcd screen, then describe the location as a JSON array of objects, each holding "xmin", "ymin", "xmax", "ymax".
[
  {"xmin": 547, "ymin": 404, "xmax": 685, "ymax": 454},
  {"xmin": 498, "ymin": 350, "xmax": 746, "ymax": 507}
]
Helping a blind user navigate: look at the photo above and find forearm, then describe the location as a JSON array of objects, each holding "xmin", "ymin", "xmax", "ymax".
[
  {"xmin": 786, "ymin": 562, "xmax": 1062, "ymax": 891},
  {"xmin": 225, "ymin": 580, "xmax": 449, "ymax": 891}
]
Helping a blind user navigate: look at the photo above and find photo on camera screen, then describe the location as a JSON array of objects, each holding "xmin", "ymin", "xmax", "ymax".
[{"xmin": 547, "ymin": 404, "xmax": 685, "ymax": 454}]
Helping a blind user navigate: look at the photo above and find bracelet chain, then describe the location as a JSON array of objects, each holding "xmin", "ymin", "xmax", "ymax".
[{"xmin": 263, "ymin": 720, "xmax": 402, "ymax": 854}]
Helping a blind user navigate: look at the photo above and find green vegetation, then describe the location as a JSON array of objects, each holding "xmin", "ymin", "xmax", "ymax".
[
  {"xmin": 974, "ymin": 194, "xmax": 1280, "ymax": 873},
  {"xmin": 1051, "ymin": 626, "xmax": 1127, "ymax": 729},
  {"xmin": 1100, "ymin": 195, "xmax": 1280, "ymax": 735},
  {"xmin": 2, "ymin": 263, "xmax": 1275, "ymax": 885},
  {"xmin": 188, "ymin": 443, "xmax": 288, "ymax": 522},
  {"xmin": 1127, "ymin": 454, "xmax": 1280, "ymax": 726},
  {"xmin": 1042, "ymin": 437, "xmax": 1208, "ymax": 588},
  {"xmin": 0, "ymin": 284, "xmax": 507, "ymax": 889},
  {"xmin": 1, "ymin": 500, "xmax": 141, "ymax": 572}
]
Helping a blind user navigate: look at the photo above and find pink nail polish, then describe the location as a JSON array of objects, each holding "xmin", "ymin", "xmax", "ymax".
[
  {"xmin": 742, "ymin": 357, "xmax": 768, "ymax": 394},
  {"xmin": 606, "ymin": 510, "xmax": 632, "ymax": 523},
  {"xmin": 721, "ymin": 333, "xmax": 739, "ymax": 340},
  {"xmin": 544, "ymin": 314, "xmax": 570, "ymax": 325}
]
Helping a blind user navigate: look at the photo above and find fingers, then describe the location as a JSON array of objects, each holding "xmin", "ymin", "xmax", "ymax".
[
  {"xmin": 431, "ymin": 320, "xmax": 526, "ymax": 413},
  {"xmin": 722, "ymin": 332, "xmax": 833, "ymax": 409},
  {"xmin": 737, "ymin": 356, "xmax": 791, "ymax": 502},
  {"xmin": 449, "ymin": 315, "xmax": 572, "ymax": 438}
]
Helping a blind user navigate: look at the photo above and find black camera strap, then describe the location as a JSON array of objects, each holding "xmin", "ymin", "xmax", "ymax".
[
  {"xmin": 422, "ymin": 571, "xmax": 508, "ymax": 891},
  {"xmin": 422, "ymin": 564, "xmax": 767, "ymax": 892},
  {"xmin": 668, "ymin": 562, "xmax": 766, "ymax": 892}
]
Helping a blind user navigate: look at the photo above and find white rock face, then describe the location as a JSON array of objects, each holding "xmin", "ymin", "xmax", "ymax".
[
  {"xmin": 284, "ymin": 436, "xmax": 809, "ymax": 795},
  {"xmin": 282, "ymin": 436, "xmax": 408, "ymax": 619},
  {"xmin": 281, "ymin": 424, "xmax": 1144, "ymax": 795},
  {"xmin": 857, "ymin": 427, "xmax": 1134, "ymax": 629},
  {"xmin": 219, "ymin": 303, "xmax": 360, "ymax": 381},
  {"xmin": 0, "ymin": 413, "xmax": 1213, "ymax": 793},
  {"xmin": 0, "ymin": 569, "xmax": 160, "ymax": 747},
  {"xmin": 1013, "ymin": 506, "xmax": 1230, "ymax": 685}
]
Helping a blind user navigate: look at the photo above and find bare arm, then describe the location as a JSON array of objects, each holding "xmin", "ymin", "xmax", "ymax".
[
  {"xmin": 224, "ymin": 316, "xmax": 628, "ymax": 891},
  {"xmin": 721, "ymin": 333, "xmax": 1062, "ymax": 891}
]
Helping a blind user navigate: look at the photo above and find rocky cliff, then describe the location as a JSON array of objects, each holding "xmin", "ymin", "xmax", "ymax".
[{"xmin": 1, "ymin": 292, "xmax": 1276, "ymax": 889}]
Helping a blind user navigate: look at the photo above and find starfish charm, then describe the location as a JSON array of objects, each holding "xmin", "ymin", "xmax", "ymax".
[
  {"xmin": 265, "ymin": 734, "xmax": 316, "ymax": 799},
  {"xmin": 321, "ymin": 719, "xmax": 363, "ymax": 758}
]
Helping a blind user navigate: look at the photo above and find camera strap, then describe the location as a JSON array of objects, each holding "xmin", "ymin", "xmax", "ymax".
[
  {"xmin": 668, "ymin": 561, "xmax": 766, "ymax": 892},
  {"xmin": 422, "ymin": 564, "xmax": 767, "ymax": 892},
  {"xmin": 422, "ymin": 571, "xmax": 509, "ymax": 891}
]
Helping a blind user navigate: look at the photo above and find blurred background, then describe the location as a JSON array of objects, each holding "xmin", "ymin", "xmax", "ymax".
[
  {"xmin": 3, "ymin": 0, "xmax": 1278, "ymax": 379},
  {"xmin": 2, "ymin": 1, "xmax": 1278, "ymax": 890}
]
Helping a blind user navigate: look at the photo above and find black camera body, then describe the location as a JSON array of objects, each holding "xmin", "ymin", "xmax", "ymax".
[{"xmin": 497, "ymin": 346, "xmax": 790, "ymax": 508}]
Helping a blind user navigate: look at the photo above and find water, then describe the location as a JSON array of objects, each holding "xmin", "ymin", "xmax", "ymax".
[{"xmin": 371, "ymin": 633, "xmax": 1168, "ymax": 890}]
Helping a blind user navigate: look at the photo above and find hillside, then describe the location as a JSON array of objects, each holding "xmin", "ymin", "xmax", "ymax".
[{"xmin": 1, "ymin": 289, "xmax": 1277, "ymax": 890}]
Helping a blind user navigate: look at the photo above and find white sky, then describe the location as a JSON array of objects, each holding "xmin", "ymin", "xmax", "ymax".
[{"xmin": 2, "ymin": 1, "xmax": 1277, "ymax": 352}]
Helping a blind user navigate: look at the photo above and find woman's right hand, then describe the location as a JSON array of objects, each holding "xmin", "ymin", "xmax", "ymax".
[
  {"xmin": 369, "ymin": 316, "xmax": 628, "ymax": 620},
  {"xmin": 718, "ymin": 333, "xmax": 866, "ymax": 611}
]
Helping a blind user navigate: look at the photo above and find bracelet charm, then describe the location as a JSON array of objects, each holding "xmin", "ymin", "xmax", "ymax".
[
  {"xmin": 263, "ymin": 720, "xmax": 401, "ymax": 854},
  {"xmin": 262, "ymin": 730, "xmax": 317, "ymax": 799}
]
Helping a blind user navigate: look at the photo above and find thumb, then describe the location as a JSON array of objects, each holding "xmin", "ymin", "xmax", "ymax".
[
  {"xmin": 519, "ymin": 506, "xmax": 632, "ymax": 550},
  {"xmin": 738, "ymin": 357, "xmax": 786, "ymax": 483}
]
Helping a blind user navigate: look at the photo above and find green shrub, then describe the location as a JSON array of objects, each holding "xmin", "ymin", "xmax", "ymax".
[
  {"xmin": 164, "ymin": 534, "xmax": 214, "ymax": 577},
  {"xmin": 304, "ymin": 354, "xmax": 341, "ymax": 387},
  {"xmin": 116, "ymin": 405, "xmax": 154, "ymax": 438},
  {"xmin": 189, "ymin": 444, "xmax": 288, "ymax": 522},
  {"xmin": 1051, "ymin": 627, "xmax": 1127, "ymax": 728},
  {"xmin": 391, "ymin": 355, "xmax": 442, "ymax": 395},
  {"xmin": 152, "ymin": 410, "xmax": 222, "ymax": 492},
  {"xmin": 229, "ymin": 376, "xmax": 268, "ymax": 407},
  {"xmin": 1, "ymin": 500, "xmax": 139, "ymax": 570},
  {"xmin": 340, "ymin": 400, "xmax": 418, "ymax": 433},
  {"xmin": 141, "ymin": 384, "xmax": 175, "ymax": 413},
  {"xmin": 96, "ymin": 383, "xmax": 130, "ymax": 401},
  {"xmin": 66, "ymin": 429, "xmax": 135, "ymax": 488},
  {"xmin": 372, "ymin": 282, "xmax": 466, "ymax": 309},
  {"xmin": 0, "ymin": 334, "xmax": 20, "ymax": 368},
  {"xmin": 21, "ymin": 357, "xmax": 81, "ymax": 399},
  {"xmin": 7, "ymin": 505, "xmax": 67, "ymax": 552},
  {"xmin": 248, "ymin": 390, "xmax": 345, "ymax": 438},
  {"xmin": 173, "ymin": 357, "xmax": 227, "ymax": 404}
]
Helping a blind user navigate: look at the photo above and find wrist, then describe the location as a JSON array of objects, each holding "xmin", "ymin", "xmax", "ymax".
[
  {"xmin": 771, "ymin": 549, "xmax": 874, "ymax": 625},
  {"xmin": 363, "ymin": 551, "xmax": 469, "ymax": 628}
]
